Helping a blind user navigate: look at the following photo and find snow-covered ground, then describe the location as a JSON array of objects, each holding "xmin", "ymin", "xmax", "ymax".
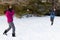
[{"xmin": 0, "ymin": 16, "xmax": 60, "ymax": 40}]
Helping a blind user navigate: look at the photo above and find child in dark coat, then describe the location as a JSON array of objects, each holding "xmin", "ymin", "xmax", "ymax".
[{"xmin": 50, "ymin": 9, "xmax": 55, "ymax": 25}]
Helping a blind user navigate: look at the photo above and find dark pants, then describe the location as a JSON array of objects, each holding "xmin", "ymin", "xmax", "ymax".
[
  {"xmin": 6, "ymin": 22, "xmax": 15, "ymax": 34},
  {"xmin": 50, "ymin": 17, "xmax": 54, "ymax": 25}
]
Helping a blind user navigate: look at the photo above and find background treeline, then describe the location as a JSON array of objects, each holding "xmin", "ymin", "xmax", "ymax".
[{"xmin": 0, "ymin": 0, "xmax": 59, "ymax": 17}]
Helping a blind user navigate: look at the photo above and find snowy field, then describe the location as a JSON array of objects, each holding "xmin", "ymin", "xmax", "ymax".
[{"xmin": 0, "ymin": 16, "xmax": 60, "ymax": 40}]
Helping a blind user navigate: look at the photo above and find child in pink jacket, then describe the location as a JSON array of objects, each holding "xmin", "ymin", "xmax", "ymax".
[{"xmin": 3, "ymin": 5, "xmax": 16, "ymax": 37}]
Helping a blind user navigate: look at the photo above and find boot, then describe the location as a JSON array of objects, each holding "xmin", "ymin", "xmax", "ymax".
[
  {"xmin": 51, "ymin": 22, "xmax": 53, "ymax": 25},
  {"xmin": 3, "ymin": 30, "xmax": 7, "ymax": 35},
  {"xmin": 12, "ymin": 33, "xmax": 16, "ymax": 37}
]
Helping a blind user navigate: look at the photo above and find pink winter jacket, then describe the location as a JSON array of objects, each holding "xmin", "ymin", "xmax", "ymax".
[{"xmin": 5, "ymin": 10, "xmax": 14, "ymax": 23}]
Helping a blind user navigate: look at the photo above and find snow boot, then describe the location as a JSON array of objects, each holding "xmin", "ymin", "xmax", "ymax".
[
  {"xmin": 12, "ymin": 33, "xmax": 16, "ymax": 37},
  {"xmin": 51, "ymin": 22, "xmax": 53, "ymax": 25},
  {"xmin": 3, "ymin": 30, "xmax": 7, "ymax": 35}
]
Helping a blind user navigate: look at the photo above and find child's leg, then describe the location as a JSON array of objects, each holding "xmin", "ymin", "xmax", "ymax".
[
  {"xmin": 51, "ymin": 21, "xmax": 53, "ymax": 25},
  {"xmin": 50, "ymin": 18, "xmax": 53, "ymax": 25},
  {"xmin": 51, "ymin": 18, "xmax": 54, "ymax": 25},
  {"xmin": 6, "ymin": 25, "xmax": 11, "ymax": 32},
  {"xmin": 3, "ymin": 23, "xmax": 11, "ymax": 34},
  {"xmin": 11, "ymin": 22, "xmax": 15, "ymax": 34},
  {"xmin": 10, "ymin": 22, "xmax": 15, "ymax": 37}
]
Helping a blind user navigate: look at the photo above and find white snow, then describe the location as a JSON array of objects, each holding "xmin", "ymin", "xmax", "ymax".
[{"xmin": 0, "ymin": 16, "xmax": 60, "ymax": 40}]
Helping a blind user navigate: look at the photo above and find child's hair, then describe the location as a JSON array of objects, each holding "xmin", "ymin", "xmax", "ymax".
[{"xmin": 7, "ymin": 5, "xmax": 13, "ymax": 12}]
